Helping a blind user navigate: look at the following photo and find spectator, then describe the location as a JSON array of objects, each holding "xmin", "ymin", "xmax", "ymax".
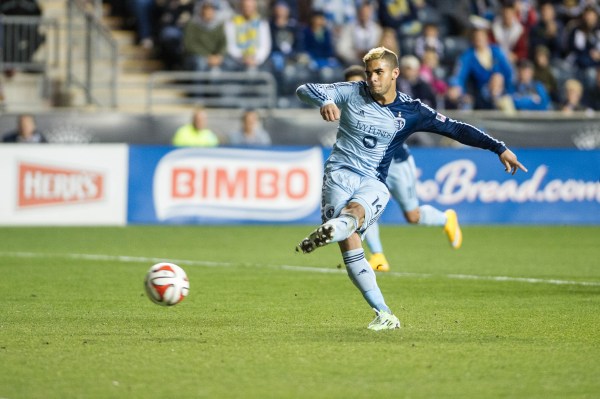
[
  {"xmin": 419, "ymin": 48, "xmax": 448, "ymax": 95},
  {"xmin": 560, "ymin": 78, "xmax": 589, "ymax": 114},
  {"xmin": 532, "ymin": 45, "xmax": 559, "ymax": 102},
  {"xmin": 311, "ymin": 0, "xmax": 356, "ymax": 36},
  {"xmin": 490, "ymin": 0, "xmax": 528, "ymax": 62},
  {"xmin": 479, "ymin": 72, "xmax": 516, "ymax": 112},
  {"xmin": 529, "ymin": 1, "xmax": 564, "ymax": 60},
  {"xmin": 376, "ymin": 0, "xmax": 421, "ymax": 36},
  {"xmin": 183, "ymin": 0, "xmax": 227, "ymax": 72},
  {"xmin": 397, "ymin": 55, "xmax": 437, "ymax": 107},
  {"xmin": 335, "ymin": 1, "xmax": 382, "ymax": 66},
  {"xmin": 414, "ymin": 23, "xmax": 444, "ymax": 60},
  {"xmin": 269, "ymin": 1, "xmax": 301, "ymax": 73},
  {"xmin": 224, "ymin": 0, "xmax": 272, "ymax": 71},
  {"xmin": 511, "ymin": 59, "xmax": 552, "ymax": 110},
  {"xmin": 514, "ymin": 0, "xmax": 538, "ymax": 32},
  {"xmin": 172, "ymin": 107, "xmax": 220, "ymax": 147},
  {"xmin": 565, "ymin": 5, "xmax": 600, "ymax": 70},
  {"xmin": 155, "ymin": 0, "xmax": 194, "ymax": 70},
  {"xmin": 2, "ymin": 114, "xmax": 47, "ymax": 143},
  {"xmin": 128, "ymin": 0, "xmax": 155, "ymax": 49},
  {"xmin": 299, "ymin": 10, "xmax": 342, "ymax": 81},
  {"xmin": 227, "ymin": 109, "xmax": 271, "ymax": 146},
  {"xmin": 583, "ymin": 66, "xmax": 600, "ymax": 110},
  {"xmin": 378, "ymin": 28, "xmax": 401, "ymax": 57},
  {"xmin": 449, "ymin": 27, "xmax": 513, "ymax": 109},
  {"xmin": 343, "ymin": 64, "xmax": 366, "ymax": 81}
]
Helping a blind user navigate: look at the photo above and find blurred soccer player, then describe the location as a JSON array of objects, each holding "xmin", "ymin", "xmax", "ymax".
[
  {"xmin": 296, "ymin": 47, "xmax": 527, "ymax": 331},
  {"xmin": 344, "ymin": 64, "xmax": 462, "ymax": 273}
]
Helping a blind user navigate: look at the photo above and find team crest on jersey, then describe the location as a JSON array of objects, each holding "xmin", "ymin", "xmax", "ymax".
[
  {"xmin": 394, "ymin": 112, "xmax": 406, "ymax": 131},
  {"xmin": 363, "ymin": 136, "xmax": 377, "ymax": 148}
]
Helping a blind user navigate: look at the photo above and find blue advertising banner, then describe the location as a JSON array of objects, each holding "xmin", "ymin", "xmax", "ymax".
[{"xmin": 128, "ymin": 146, "xmax": 600, "ymax": 225}]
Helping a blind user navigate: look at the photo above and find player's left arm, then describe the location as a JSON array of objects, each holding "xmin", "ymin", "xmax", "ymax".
[{"xmin": 417, "ymin": 102, "xmax": 528, "ymax": 175}]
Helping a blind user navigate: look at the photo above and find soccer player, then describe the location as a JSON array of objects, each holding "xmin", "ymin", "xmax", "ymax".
[
  {"xmin": 296, "ymin": 47, "xmax": 527, "ymax": 331},
  {"xmin": 344, "ymin": 65, "xmax": 462, "ymax": 273}
]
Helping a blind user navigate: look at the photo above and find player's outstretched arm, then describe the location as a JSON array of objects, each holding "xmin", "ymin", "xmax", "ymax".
[
  {"xmin": 499, "ymin": 149, "xmax": 528, "ymax": 175},
  {"xmin": 320, "ymin": 103, "xmax": 341, "ymax": 122}
]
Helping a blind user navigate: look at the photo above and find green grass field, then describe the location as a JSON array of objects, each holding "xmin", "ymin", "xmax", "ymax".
[{"xmin": 1, "ymin": 225, "xmax": 599, "ymax": 399}]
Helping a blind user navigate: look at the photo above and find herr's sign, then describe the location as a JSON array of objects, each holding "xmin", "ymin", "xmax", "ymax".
[
  {"xmin": 128, "ymin": 146, "xmax": 323, "ymax": 223},
  {"xmin": 0, "ymin": 145, "xmax": 128, "ymax": 225},
  {"xmin": 17, "ymin": 162, "xmax": 104, "ymax": 208}
]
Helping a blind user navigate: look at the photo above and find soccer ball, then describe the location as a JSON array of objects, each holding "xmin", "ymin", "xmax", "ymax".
[{"xmin": 144, "ymin": 262, "xmax": 189, "ymax": 306}]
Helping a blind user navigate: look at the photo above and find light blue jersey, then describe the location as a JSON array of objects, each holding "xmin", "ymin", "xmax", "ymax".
[{"xmin": 296, "ymin": 81, "xmax": 507, "ymax": 183}]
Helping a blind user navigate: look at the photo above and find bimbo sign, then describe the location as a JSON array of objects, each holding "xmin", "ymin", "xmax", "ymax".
[{"xmin": 152, "ymin": 147, "xmax": 323, "ymax": 221}]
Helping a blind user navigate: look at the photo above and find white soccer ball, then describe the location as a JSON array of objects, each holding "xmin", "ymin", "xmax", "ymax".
[{"xmin": 144, "ymin": 262, "xmax": 190, "ymax": 306}]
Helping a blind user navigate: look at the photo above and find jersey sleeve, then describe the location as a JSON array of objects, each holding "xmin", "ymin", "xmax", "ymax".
[
  {"xmin": 295, "ymin": 82, "xmax": 358, "ymax": 108},
  {"xmin": 415, "ymin": 101, "xmax": 508, "ymax": 155}
]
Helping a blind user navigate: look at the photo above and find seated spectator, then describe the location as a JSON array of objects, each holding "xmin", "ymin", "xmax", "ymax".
[
  {"xmin": 298, "ymin": 10, "xmax": 342, "ymax": 81},
  {"xmin": 335, "ymin": 1, "xmax": 382, "ymax": 66},
  {"xmin": 269, "ymin": 1, "xmax": 301, "ymax": 73},
  {"xmin": 532, "ymin": 45, "xmax": 559, "ymax": 103},
  {"xmin": 583, "ymin": 66, "xmax": 600, "ymax": 110},
  {"xmin": 565, "ymin": 6, "xmax": 600, "ymax": 71},
  {"xmin": 183, "ymin": 0, "xmax": 227, "ymax": 72},
  {"xmin": 224, "ymin": 0, "xmax": 272, "ymax": 71},
  {"xmin": 529, "ymin": 2, "xmax": 564, "ymax": 60},
  {"xmin": 397, "ymin": 55, "xmax": 437, "ymax": 107},
  {"xmin": 479, "ymin": 72, "xmax": 516, "ymax": 112},
  {"xmin": 419, "ymin": 48, "xmax": 448, "ymax": 95},
  {"xmin": 490, "ymin": 0, "xmax": 528, "ymax": 62},
  {"xmin": 2, "ymin": 114, "xmax": 47, "ymax": 143},
  {"xmin": 414, "ymin": 23, "xmax": 444, "ymax": 60},
  {"xmin": 376, "ymin": 0, "xmax": 421, "ymax": 36},
  {"xmin": 511, "ymin": 59, "xmax": 551, "ymax": 111},
  {"xmin": 378, "ymin": 27, "xmax": 401, "ymax": 57},
  {"xmin": 156, "ymin": 0, "xmax": 194, "ymax": 70},
  {"xmin": 449, "ymin": 27, "xmax": 514, "ymax": 109},
  {"xmin": 560, "ymin": 78, "xmax": 589, "ymax": 114},
  {"xmin": 514, "ymin": 0, "xmax": 538, "ymax": 32},
  {"xmin": 344, "ymin": 65, "xmax": 366, "ymax": 82},
  {"xmin": 311, "ymin": 0, "xmax": 356, "ymax": 36},
  {"xmin": 172, "ymin": 107, "xmax": 220, "ymax": 147},
  {"xmin": 227, "ymin": 109, "xmax": 271, "ymax": 146}
]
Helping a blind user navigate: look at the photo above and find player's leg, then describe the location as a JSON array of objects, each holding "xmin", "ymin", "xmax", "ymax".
[
  {"xmin": 389, "ymin": 156, "xmax": 462, "ymax": 248},
  {"xmin": 364, "ymin": 223, "xmax": 390, "ymax": 272}
]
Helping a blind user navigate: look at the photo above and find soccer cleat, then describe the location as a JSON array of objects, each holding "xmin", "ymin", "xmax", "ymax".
[
  {"xmin": 367, "ymin": 308, "xmax": 400, "ymax": 331},
  {"xmin": 368, "ymin": 253, "xmax": 390, "ymax": 272},
  {"xmin": 444, "ymin": 209, "xmax": 462, "ymax": 249},
  {"xmin": 296, "ymin": 223, "xmax": 335, "ymax": 254}
]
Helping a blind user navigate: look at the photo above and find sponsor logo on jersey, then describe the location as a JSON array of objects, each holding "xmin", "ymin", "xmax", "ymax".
[{"xmin": 17, "ymin": 163, "xmax": 104, "ymax": 208}]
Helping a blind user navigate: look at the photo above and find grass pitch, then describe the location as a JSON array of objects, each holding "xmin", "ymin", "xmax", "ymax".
[{"xmin": 0, "ymin": 225, "xmax": 599, "ymax": 398}]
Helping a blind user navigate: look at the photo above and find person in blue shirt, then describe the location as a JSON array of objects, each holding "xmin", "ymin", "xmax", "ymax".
[
  {"xmin": 449, "ymin": 27, "xmax": 514, "ymax": 109},
  {"xmin": 295, "ymin": 46, "xmax": 527, "ymax": 331},
  {"xmin": 511, "ymin": 59, "xmax": 552, "ymax": 111}
]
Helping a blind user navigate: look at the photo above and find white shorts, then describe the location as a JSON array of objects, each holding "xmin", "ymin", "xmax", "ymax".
[
  {"xmin": 386, "ymin": 155, "xmax": 419, "ymax": 212},
  {"xmin": 321, "ymin": 168, "xmax": 390, "ymax": 235}
]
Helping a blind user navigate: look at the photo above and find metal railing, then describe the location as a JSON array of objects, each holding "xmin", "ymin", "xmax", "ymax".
[
  {"xmin": 66, "ymin": 0, "xmax": 118, "ymax": 108},
  {"xmin": 0, "ymin": 15, "xmax": 60, "ymax": 73},
  {"xmin": 147, "ymin": 71, "xmax": 278, "ymax": 112}
]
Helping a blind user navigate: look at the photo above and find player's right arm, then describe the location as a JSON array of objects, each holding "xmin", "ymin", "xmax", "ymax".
[{"xmin": 296, "ymin": 82, "xmax": 356, "ymax": 122}]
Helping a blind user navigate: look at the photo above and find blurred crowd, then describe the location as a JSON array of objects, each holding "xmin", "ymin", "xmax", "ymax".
[{"xmin": 107, "ymin": 0, "xmax": 599, "ymax": 111}]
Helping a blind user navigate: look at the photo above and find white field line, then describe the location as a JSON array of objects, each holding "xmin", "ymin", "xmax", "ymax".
[{"xmin": 3, "ymin": 251, "xmax": 600, "ymax": 287}]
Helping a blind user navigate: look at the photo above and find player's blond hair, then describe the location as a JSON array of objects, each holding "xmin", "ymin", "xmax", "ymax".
[{"xmin": 362, "ymin": 47, "xmax": 399, "ymax": 68}]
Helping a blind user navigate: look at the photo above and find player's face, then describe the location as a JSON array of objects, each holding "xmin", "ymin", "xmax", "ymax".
[{"xmin": 365, "ymin": 59, "xmax": 399, "ymax": 101}]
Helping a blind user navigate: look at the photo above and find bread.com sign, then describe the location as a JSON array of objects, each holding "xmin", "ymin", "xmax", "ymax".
[{"xmin": 152, "ymin": 147, "xmax": 323, "ymax": 222}]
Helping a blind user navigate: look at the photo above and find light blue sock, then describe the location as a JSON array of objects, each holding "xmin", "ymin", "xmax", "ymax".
[
  {"xmin": 418, "ymin": 205, "xmax": 447, "ymax": 226},
  {"xmin": 364, "ymin": 221, "xmax": 384, "ymax": 254},
  {"xmin": 343, "ymin": 248, "xmax": 390, "ymax": 312},
  {"xmin": 327, "ymin": 214, "xmax": 358, "ymax": 243}
]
